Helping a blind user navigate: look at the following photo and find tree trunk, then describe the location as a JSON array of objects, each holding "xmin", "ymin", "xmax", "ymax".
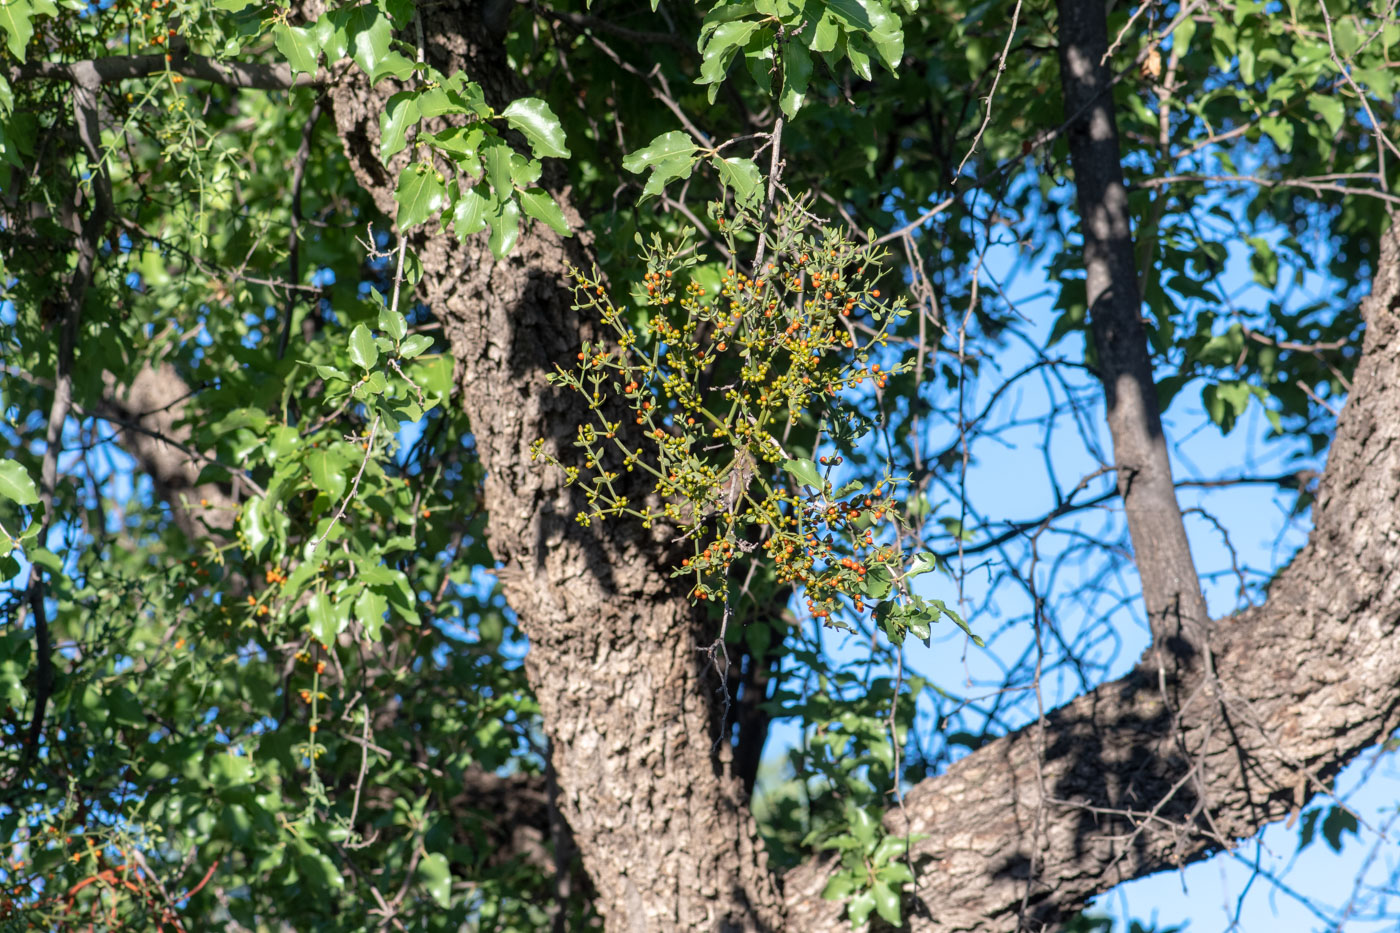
[{"xmin": 322, "ymin": 4, "xmax": 785, "ymax": 928}]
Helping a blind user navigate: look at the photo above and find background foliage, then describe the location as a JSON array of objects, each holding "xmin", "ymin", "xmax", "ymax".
[{"xmin": 1, "ymin": 0, "xmax": 1396, "ymax": 927}]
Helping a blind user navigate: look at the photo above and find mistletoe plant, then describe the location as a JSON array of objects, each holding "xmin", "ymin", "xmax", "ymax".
[{"xmin": 533, "ymin": 201, "xmax": 978, "ymax": 651}]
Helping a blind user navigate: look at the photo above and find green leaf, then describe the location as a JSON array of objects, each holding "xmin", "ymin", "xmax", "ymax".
[
  {"xmin": 487, "ymin": 197, "xmax": 521, "ymax": 259},
  {"xmin": 860, "ymin": 564, "xmax": 893, "ymax": 599},
  {"xmin": 519, "ymin": 187, "xmax": 571, "ymax": 236},
  {"xmin": 871, "ymin": 834, "xmax": 910, "ymax": 865},
  {"xmin": 395, "ymin": 165, "xmax": 449, "ymax": 231},
  {"xmin": 378, "ymin": 568, "xmax": 421, "ymax": 625},
  {"xmin": 905, "ymin": 551, "xmax": 941, "ymax": 579},
  {"xmin": 483, "ymin": 140, "xmax": 515, "ymax": 199},
  {"xmin": 340, "ymin": 4, "xmax": 394, "ymax": 80},
  {"xmin": 1298, "ymin": 807, "xmax": 1321, "ymax": 849},
  {"xmin": 847, "ymin": 803, "xmax": 877, "ymax": 847},
  {"xmin": 945, "ymin": 606, "xmax": 983, "ymax": 647},
  {"xmin": 501, "ymin": 98, "xmax": 571, "ymax": 159},
  {"xmin": 444, "ymin": 72, "xmax": 490, "ymax": 116},
  {"xmin": 510, "ymin": 155, "xmax": 542, "ymax": 188},
  {"xmin": 0, "ymin": 459, "xmax": 39, "ymax": 505},
  {"xmin": 452, "ymin": 187, "xmax": 489, "ymax": 238},
  {"xmin": 847, "ymin": 889, "xmax": 876, "ymax": 927},
  {"xmin": 622, "ymin": 131, "xmax": 698, "ymax": 202},
  {"xmin": 1321, "ymin": 805, "xmax": 1359, "ymax": 853},
  {"xmin": 698, "ymin": 20, "xmax": 759, "ymax": 94},
  {"xmin": 1307, "ymin": 93, "xmax": 1345, "ymax": 136},
  {"xmin": 274, "ymin": 22, "xmax": 320, "ymax": 76},
  {"xmin": 810, "ymin": 12, "xmax": 839, "ymax": 52},
  {"xmin": 380, "ymin": 91, "xmax": 420, "ymax": 161},
  {"xmin": 307, "ymin": 591, "xmax": 339, "ymax": 644},
  {"xmin": 825, "ymin": 0, "xmax": 874, "ymax": 30},
  {"xmin": 871, "ymin": 880, "xmax": 901, "ymax": 926},
  {"xmin": 821, "ymin": 871, "xmax": 858, "ymax": 901},
  {"xmin": 311, "ymin": 12, "xmax": 349, "ymax": 62},
  {"xmin": 0, "ymin": 0, "xmax": 57, "ymax": 62},
  {"xmin": 711, "ymin": 156, "xmax": 762, "ymax": 209},
  {"xmin": 779, "ymin": 45, "xmax": 814, "ymax": 117},
  {"xmin": 1260, "ymin": 115, "xmax": 1294, "ymax": 152},
  {"xmin": 400, "ymin": 334, "xmax": 434, "ymax": 358},
  {"xmin": 781, "ymin": 458, "xmax": 823, "ymax": 489},
  {"xmin": 307, "ymin": 448, "xmax": 349, "ymax": 501},
  {"xmin": 355, "ymin": 586, "xmax": 388, "ymax": 641},
  {"xmin": 239, "ymin": 498, "xmax": 271, "ymax": 559},
  {"xmin": 349, "ymin": 324, "xmax": 379, "ymax": 371},
  {"xmin": 417, "ymin": 852, "xmax": 453, "ymax": 908},
  {"xmin": 296, "ymin": 848, "xmax": 345, "ymax": 890},
  {"xmin": 379, "ymin": 307, "xmax": 408, "ymax": 342},
  {"xmin": 878, "ymin": 861, "xmax": 914, "ymax": 884},
  {"xmin": 1203, "ymin": 380, "xmax": 1252, "ymax": 434},
  {"xmin": 209, "ymin": 752, "xmax": 256, "ymax": 788},
  {"xmin": 427, "ymin": 126, "xmax": 484, "ymax": 175},
  {"xmin": 314, "ymin": 363, "xmax": 350, "ymax": 382},
  {"xmin": 415, "ymin": 86, "xmax": 460, "ymax": 119}
]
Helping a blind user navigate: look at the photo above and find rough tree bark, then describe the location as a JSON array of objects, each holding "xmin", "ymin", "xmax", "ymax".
[
  {"xmin": 322, "ymin": 6, "xmax": 786, "ymax": 931},
  {"xmin": 100, "ymin": 364, "xmax": 239, "ymax": 539}
]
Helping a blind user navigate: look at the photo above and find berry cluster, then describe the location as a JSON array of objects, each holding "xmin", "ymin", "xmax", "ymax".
[{"xmin": 533, "ymin": 205, "xmax": 956, "ymax": 641}]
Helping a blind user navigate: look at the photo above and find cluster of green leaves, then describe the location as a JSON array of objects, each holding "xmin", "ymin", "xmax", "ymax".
[
  {"xmin": 1098, "ymin": 0, "xmax": 1393, "ymax": 438},
  {"xmin": 272, "ymin": 0, "xmax": 575, "ymax": 255},
  {"xmin": 0, "ymin": 461, "xmax": 39, "ymax": 580},
  {"xmin": 0, "ymin": 0, "xmax": 57, "ymax": 62},
  {"xmin": 753, "ymin": 671, "xmax": 924, "ymax": 927},
  {"xmin": 696, "ymin": 0, "xmax": 909, "ymax": 117},
  {"xmin": 0, "ymin": 0, "xmax": 564, "ymax": 925}
]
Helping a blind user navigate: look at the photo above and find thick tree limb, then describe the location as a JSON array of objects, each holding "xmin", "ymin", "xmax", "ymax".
[
  {"xmin": 321, "ymin": 3, "xmax": 786, "ymax": 926},
  {"xmin": 10, "ymin": 47, "xmax": 322, "ymax": 90},
  {"xmin": 783, "ymin": 226, "xmax": 1400, "ymax": 931}
]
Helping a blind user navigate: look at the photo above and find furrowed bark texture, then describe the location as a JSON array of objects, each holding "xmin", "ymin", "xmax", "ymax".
[
  {"xmin": 783, "ymin": 227, "xmax": 1400, "ymax": 930},
  {"xmin": 321, "ymin": 4, "xmax": 784, "ymax": 929},
  {"xmin": 1056, "ymin": 0, "xmax": 1212, "ymax": 656}
]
